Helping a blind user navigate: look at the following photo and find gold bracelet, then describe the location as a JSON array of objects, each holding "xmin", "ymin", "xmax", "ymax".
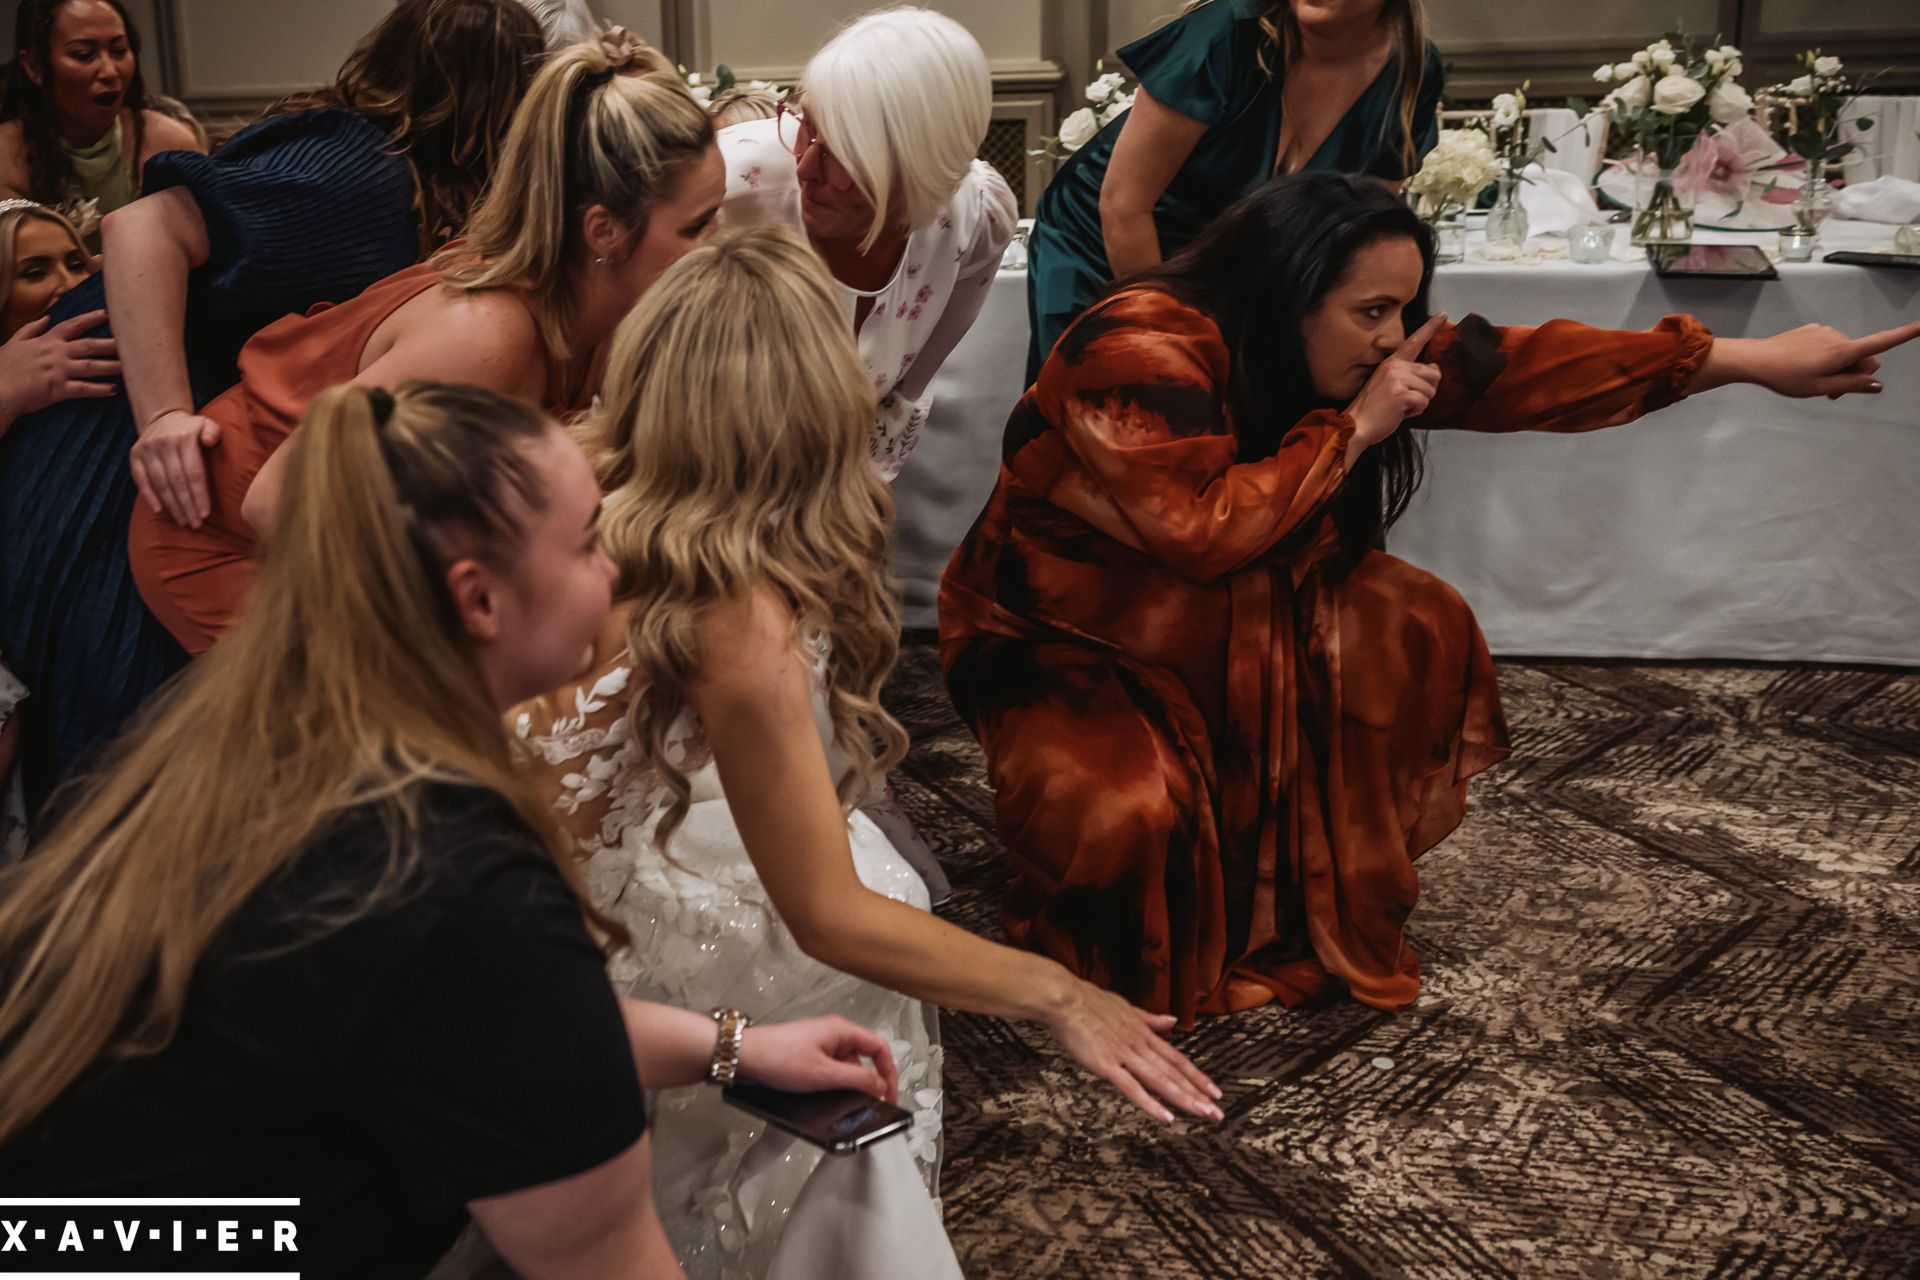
[{"xmin": 708, "ymin": 1007, "xmax": 750, "ymax": 1086}]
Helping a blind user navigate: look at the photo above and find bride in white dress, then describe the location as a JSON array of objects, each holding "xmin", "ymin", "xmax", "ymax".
[
  {"xmin": 515, "ymin": 225, "xmax": 1221, "ymax": 1277},
  {"xmin": 516, "ymin": 612, "xmax": 946, "ymax": 1278}
]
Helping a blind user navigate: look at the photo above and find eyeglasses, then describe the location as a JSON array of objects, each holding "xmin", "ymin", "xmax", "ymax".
[{"xmin": 777, "ymin": 99, "xmax": 856, "ymax": 192}]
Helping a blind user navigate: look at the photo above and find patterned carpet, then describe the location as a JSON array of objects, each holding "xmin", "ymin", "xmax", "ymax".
[{"xmin": 881, "ymin": 646, "xmax": 1920, "ymax": 1279}]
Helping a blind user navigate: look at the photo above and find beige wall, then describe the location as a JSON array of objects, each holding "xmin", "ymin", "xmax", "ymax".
[
  {"xmin": 8, "ymin": 0, "xmax": 1906, "ymax": 117},
  {"xmin": 690, "ymin": 0, "xmax": 1043, "ymax": 74}
]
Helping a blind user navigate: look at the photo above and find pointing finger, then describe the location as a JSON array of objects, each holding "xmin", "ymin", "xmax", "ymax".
[
  {"xmin": 1392, "ymin": 313, "xmax": 1448, "ymax": 363},
  {"xmin": 1846, "ymin": 317, "xmax": 1920, "ymax": 362}
]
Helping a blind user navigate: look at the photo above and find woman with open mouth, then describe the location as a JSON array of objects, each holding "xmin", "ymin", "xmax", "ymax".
[{"xmin": 0, "ymin": 0, "xmax": 204, "ymax": 219}]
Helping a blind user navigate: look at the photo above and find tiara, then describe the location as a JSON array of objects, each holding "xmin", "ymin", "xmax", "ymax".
[{"xmin": 0, "ymin": 198, "xmax": 46, "ymax": 218}]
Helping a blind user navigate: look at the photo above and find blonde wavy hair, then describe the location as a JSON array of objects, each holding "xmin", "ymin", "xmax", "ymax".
[
  {"xmin": 1180, "ymin": 0, "xmax": 1430, "ymax": 175},
  {"xmin": 580, "ymin": 225, "xmax": 906, "ymax": 847},
  {"xmin": 0, "ymin": 381, "xmax": 623, "ymax": 1144},
  {"xmin": 434, "ymin": 30, "xmax": 713, "ymax": 356}
]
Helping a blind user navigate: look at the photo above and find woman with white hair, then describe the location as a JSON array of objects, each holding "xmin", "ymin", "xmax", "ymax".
[{"xmin": 716, "ymin": 4, "xmax": 1016, "ymax": 481}]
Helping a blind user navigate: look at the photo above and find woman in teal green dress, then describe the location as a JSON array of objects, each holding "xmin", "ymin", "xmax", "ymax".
[{"xmin": 1027, "ymin": 0, "xmax": 1442, "ymax": 381}]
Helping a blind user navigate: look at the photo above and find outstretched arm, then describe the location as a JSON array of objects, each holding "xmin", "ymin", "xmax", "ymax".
[
  {"xmin": 1413, "ymin": 314, "xmax": 1920, "ymax": 437},
  {"xmin": 1687, "ymin": 318, "xmax": 1920, "ymax": 398},
  {"xmin": 691, "ymin": 584, "xmax": 1222, "ymax": 1125}
]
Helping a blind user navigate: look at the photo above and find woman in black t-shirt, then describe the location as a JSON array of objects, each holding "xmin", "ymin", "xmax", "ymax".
[{"xmin": 0, "ymin": 381, "xmax": 897, "ymax": 1279}]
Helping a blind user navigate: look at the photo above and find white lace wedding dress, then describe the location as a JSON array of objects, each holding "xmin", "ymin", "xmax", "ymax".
[{"xmin": 513, "ymin": 606, "xmax": 945, "ymax": 1280}]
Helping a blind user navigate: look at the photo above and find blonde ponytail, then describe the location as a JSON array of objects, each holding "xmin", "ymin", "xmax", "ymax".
[
  {"xmin": 0, "ymin": 381, "xmax": 622, "ymax": 1144},
  {"xmin": 435, "ymin": 34, "xmax": 714, "ymax": 355}
]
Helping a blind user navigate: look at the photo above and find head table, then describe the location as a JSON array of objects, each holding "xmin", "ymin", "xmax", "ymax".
[{"xmin": 892, "ymin": 220, "xmax": 1920, "ymax": 664}]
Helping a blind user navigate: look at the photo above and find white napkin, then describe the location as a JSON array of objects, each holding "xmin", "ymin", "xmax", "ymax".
[
  {"xmin": 1516, "ymin": 162, "xmax": 1601, "ymax": 236},
  {"xmin": 1833, "ymin": 176, "xmax": 1920, "ymax": 225}
]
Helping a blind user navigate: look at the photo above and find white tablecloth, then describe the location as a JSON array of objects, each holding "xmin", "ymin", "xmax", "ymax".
[{"xmin": 893, "ymin": 220, "xmax": 1920, "ymax": 664}]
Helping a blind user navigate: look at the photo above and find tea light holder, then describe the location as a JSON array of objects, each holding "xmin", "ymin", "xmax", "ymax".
[
  {"xmin": 1570, "ymin": 224, "xmax": 1614, "ymax": 264},
  {"xmin": 1895, "ymin": 223, "xmax": 1920, "ymax": 255},
  {"xmin": 1777, "ymin": 225, "xmax": 1816, "ymax": 262}
]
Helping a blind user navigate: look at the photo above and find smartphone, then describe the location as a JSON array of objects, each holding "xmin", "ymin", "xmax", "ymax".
[
  {"xmin": 1823, "ymin": 250, "xmax": 1920, "ymax": 271},
  {"xmin": 722, "ymin": 1084, "xmax": 914, "ymax": 1155},
  {"xmin": 1646, "ymin": 243, "xmax": 1779, "ymax": 279}
]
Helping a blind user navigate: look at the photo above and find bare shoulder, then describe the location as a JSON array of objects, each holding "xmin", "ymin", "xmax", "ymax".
[
  {"xmin": 139, "ymin": 109, "xmax": 207, "ymax": 157},
  {"xmin": 374, "ymin": 283, "xmax": 548, "ymax": 397},
  {"xmin": 691, "ymin": 583, "xmax": 808, "ymax": 705}
]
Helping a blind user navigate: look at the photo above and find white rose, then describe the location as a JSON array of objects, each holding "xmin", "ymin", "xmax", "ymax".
[
  {"xmin": 1632, "ymin": 50, "xmax": 1651, "ymax": 70},
  {"xmin": 1491, "ymin": 92, "xmax": 1520, "ymax": 129},
  {"xmin": 1787, "ymin": 74, "xmax": 1814, "ymax": 95},
  {"xmin": 1705, "ymin": 49, "xmax": 1724, "ymax": 67},
  {"xmin": 1085, "ymin": 71, "xmax": 1127, "ymax": 103},
  {"xmin": 1057, "ymin": 106, "xmax": 1099, "ymax": 152},
  {"xmin": 1718, "ymin": 45, "xmax": 1741, "ymax": 60},
  {"xmin": 687, "ymin": 71, "xmax": 702, "ymax": 86},
  {"xmin": 1610, "ymin": 75, "xmax": 1652, "ymax": 111},
  {"xmin": 1708, "ymin": 79, "xmax": 1753, "ymax": 124},
  {"xmin": 1814, "ymin": 55, "xmax": 1842, "ymax": 77},
  {"xmin": 1652, "ymin": 49, "xmax": 1675, "ymax": 72},
  {"xmin": 690, "ymin": 85, "xmax": 712, "ymax": 108},
  {"xmin": 1614, "ymin": 61, "xmax": 1639, "ymax": 80},
  {"xmin": 1594, "ymin": 64, "xmax": 1615, "ymax": 83},
  {"xmin": 1098, "ymin": 93, "xmax": 1133, "ymax": 127},
  {"xmin": 1651, "ymin": 73, "xmax": 1705, "ymax": 115}
]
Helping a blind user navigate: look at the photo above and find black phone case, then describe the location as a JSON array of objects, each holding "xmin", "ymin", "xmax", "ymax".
[
  {"xmin": 722, "ymin": 1084, "xmax": 915, "ymax": 1154},
  {"xmin": 1823, "ymin": 251, "xmax": 1920, "ymax": 271}
]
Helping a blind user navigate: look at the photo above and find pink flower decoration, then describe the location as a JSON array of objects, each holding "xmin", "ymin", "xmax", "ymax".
[
  {"xmin": 741, "ymin": 165, "xmax": 762, "ymax": 189},
  {"xmin": 907, "ymin": 305, "xmax": 923, "ymax": 321},
  {"xmin": 915, "ymin": 285, "xmax": 933, "ymax": 304},
  {"xmin": 906, "ymin": 262, "xmax": 922, "ymax": 279}
]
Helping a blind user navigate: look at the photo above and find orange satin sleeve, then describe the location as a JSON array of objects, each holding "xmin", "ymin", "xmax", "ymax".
[
  {"xmin": 1017, "ymin": 288, "xmax": 1355, "ymax": 585},
  {"xmin": 1417, "ymin": 313, "xmax": 1716, "ymax": 435}
]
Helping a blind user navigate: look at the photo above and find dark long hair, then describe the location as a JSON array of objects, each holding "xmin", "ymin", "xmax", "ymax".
[
  {"xmin": 271, "ymin": 0, "xmax": 545, "ymax": 252},
  {"xmin": 1139, "ymin": 170, "xmax": 1435, "ymax": 568},
  {"xmin": 0, "ymin": 0, "xmax": 151, "ymax": 204}
]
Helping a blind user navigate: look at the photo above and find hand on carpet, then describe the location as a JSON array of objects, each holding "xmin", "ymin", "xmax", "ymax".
[{"xmin": 1048, "ymin": 980, "xmax": 1223, "ymax": 1124}]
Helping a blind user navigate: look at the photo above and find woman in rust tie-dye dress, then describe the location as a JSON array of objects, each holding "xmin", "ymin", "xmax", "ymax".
[{"xmin": 942, "ymin": 173, "xmax": 1919, "ymax": 1026}]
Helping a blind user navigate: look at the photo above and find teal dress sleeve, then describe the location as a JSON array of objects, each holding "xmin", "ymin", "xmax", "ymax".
[{"xmin": 1118, "ymin": 0, "xmax": 1262, "ymax": 127}]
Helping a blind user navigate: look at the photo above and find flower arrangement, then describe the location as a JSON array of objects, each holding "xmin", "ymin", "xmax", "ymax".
[
  {"xmin": 1035, "ymin": 61, "xmax": 1135, "ymax": 160},
  {"xmin": 1592, "ymin": 33, "xmax": 1750, "ymax": 242},
  {"xmin": 1592, "ymin": 36, "xmax": 1751, "ymax": 168},
  {"xmin": 1406, "ymin": 127, "xmax": 1500, "ymax": 219},
  {"xmin": 1766, "ymin": 50, "xmax": 1877, "ymax": 170},
  {"xmin": 1486, "ymin": 83, "xmax": 1530, "ymax": 174}
]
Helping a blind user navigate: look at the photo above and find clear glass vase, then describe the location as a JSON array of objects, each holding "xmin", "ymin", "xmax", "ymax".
[
  {"xmin": 1485, "ymin": 172, "xmax": 1530, "ymax": 250},
  {"xmin": 1428, "ymin": 203, "xmax": 1466, "ymax": 264},
  {"xmin": 1631, "ymin": 161, "xmax": 1695, "ymax": 246},
  {"xmin": 1793, "ymin": 157, "xmax": 1835, "ymax": 238}
]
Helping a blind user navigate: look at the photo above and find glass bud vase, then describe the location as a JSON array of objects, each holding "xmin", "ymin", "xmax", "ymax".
[
  {"xmin": 1631, "ymin": 162, "xmax": 1695, "ymax": 246},
  {"xmin": 1793, "ymin": 157, "xmax": 1835, "ymax": 240},
  {"xmin": 1485, "ymin": 172, "xmax": 1530, "ymax": 251},
  {"xmin": 1429, "ymin": 205, "xmax": 1466, "ymax": 264}
]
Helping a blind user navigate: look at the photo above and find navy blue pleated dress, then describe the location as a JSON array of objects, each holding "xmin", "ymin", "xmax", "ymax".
[{"xmin": 0, "ymin": 108, "xmax": 417, "ymax": 815}]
